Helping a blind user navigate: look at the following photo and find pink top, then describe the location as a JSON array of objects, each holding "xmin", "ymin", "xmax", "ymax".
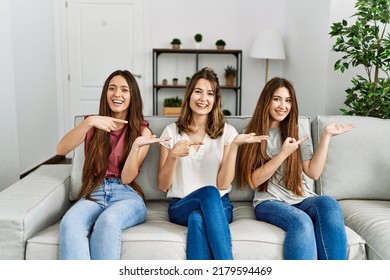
[{"xmin": 85, "ymin": 119, "xmax": 148, "ymax": 178}]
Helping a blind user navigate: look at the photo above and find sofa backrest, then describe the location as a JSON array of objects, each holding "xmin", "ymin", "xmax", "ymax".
[
  {"xmin": 311, "ymin": 115, "xmax": 390, "ymax": 200},
  {"xmin": 70, "ymin": 115, "xmax": 312, "ymax": 201}
]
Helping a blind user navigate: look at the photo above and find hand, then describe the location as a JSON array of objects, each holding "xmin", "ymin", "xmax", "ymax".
[
  {"xmin": 233, "ymin": 133, "xmax": 268, "ymax": 146},
  {"xmin": 170, "ymin": 140, "xmax": 203, "ymax": 158},
  {"xmin": 133, "ymin": 135, "xmax": 171, "ymax": 149},
  {"xmin": 88, "ymin": 116, "xmax": 128, "ymax": 132},
  {"xmin": 324, "ymin": 123, "xmax": 356, "ymax": 137},
  {"xmin": 280, "ymin": 136, "xmax": 309, "ymax": 157}
]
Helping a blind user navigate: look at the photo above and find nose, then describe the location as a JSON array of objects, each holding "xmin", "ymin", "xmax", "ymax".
[{"xmin": 114, "ymin": 89, "xmax": 121, "ymax": 96}]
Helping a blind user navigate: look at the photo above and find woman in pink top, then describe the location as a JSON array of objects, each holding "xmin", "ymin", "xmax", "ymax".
[{"xmin": 56, "ymin": 70, "xmax": 169, "ymax": 259}]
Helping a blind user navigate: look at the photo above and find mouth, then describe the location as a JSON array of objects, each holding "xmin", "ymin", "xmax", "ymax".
[
  {"xmin": 195, "ymin": 102, "xmax": 208, "ymax": 109},
  {"xmin": 112, "ymin": 99, "xmax": 124, "ymax": 105}
]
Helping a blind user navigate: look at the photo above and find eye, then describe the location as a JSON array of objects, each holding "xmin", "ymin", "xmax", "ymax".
[
  {"xmin": 108, "ymin": 86, "xmax": 115, "ymax": 91},
  {"xmin": 286, "ymin": 98, "xmax": 292, "ymax": 103},
  {"xmin": 207, "ymin": 91, "xmax": 215, "ymax": 96}
]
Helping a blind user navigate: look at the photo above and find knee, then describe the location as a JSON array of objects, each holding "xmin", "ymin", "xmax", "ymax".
[
  {"xmin": 293, "ymin": 213, "xmax": 314, "ymax": 237},
  {"xmin": 188, "ymin": 210, "xmax": 205, "ymax": 231},
  {"xmin": 200, "ymin": 186, "xmax": 220, "ymax": 201}
]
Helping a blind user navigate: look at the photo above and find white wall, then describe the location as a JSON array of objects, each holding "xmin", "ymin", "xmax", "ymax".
[
  {"xmin": 0, "ymin": 0, "xmax": 19, "ymax": 191},
  {"xmin": 0, "ymin": 0, "xmax": 358, "ymax": 188},
  {"xmin": 9, "ymin": 0, "xmax": 59, "ymax": 175}
]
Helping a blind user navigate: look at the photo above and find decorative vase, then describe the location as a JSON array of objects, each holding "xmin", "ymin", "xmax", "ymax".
[
  {"xmin": 225, "ymin": 75, "xmax": 235, "ymax": 86},
  {"xmin": 171, "ymin": 44, "xmax": 180, "ymax": 50}
]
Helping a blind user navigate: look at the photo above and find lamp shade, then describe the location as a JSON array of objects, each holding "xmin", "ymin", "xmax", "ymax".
[{"xmin": 250, "ymin": 30, "xmax": 286, "ymax": 60}]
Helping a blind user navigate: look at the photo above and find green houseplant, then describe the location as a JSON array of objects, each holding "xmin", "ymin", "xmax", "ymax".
[
  {"xmin": 194, "ymin": 33, "xmax": 203, "ymax": 49},
  {"xmin": 215, "ymin": 39, "xmax": 226, "ymax": 50},
  {"xmin": 163, "ymin": 96, "xmax": 182, "ymax": 116},
  {"xmin": 170, "ymin": 38, "xmax": 181, "ymax": 49},
  {"xmin": 224, "ymin": 65, "xmax": 236, "ymax": 86},
  {"xmin": 329, "ymin": 0, "xmax": 390, "ymax": 119}
]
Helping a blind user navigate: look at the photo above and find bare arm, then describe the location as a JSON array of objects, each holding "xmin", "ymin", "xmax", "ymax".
[
  {"xmin": 251, "ymin": 136, "xmax": 308, "ymax": 189},
  {"xmin": 303, "ymin": 123, "xmax": 355, "ymax": 180},
  {"xmin": 217, "ymin": 133, "xmax": 267, "ymax": 190},
  {"xmin": 121, "ymin": 128, "xmax": 170, "ymax": 184},
  {"xmin": 56, "ymin": 116, "xmax": 128, "ymax": 155}
]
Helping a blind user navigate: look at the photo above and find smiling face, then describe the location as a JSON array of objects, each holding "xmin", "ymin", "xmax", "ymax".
[
  {"xmin": 189, "ymin": 78, "xmax": 215, "ymax": 116},
  {"xmin": 268, "ymin": 86, "xmax": 292, "ymax": 128},
  {"xmin": 106, "ymin": 75, "xmax": 130, "ymax": 119}
]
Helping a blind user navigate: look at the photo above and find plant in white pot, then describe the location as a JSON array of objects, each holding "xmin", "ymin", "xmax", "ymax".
[{"xmin": 194, "ymin": 33, "xmax": 203, "ymax": 49}]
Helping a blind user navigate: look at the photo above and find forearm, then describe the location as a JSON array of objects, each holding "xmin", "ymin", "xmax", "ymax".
[
  {"xmin": 251, "ymin": 153, "xmax": 286, "ymax": 188},
  {"xmin": 121, "ymin": 146, "xmax": 143, "ymax": 185},
  {"xmin": 157, "ymin": 153, "xmax": 178, "ymax": 192},
  {"xmin": 305, "ymin": 133, "xmax": 331, "ymax": 180},
  {"xmin": 217, "ymin": 144, "xmax": 239, "ymax": 190},
  {"xmin": 56, "ymin": 118, "xmax": 93, "ymax": 155}
]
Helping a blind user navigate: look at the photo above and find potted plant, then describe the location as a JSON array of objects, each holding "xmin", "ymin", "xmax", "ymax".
[
  {"xmin": 224, "ymin": 65, "xmax": 236, "ymax": 86},
  {"xmin": 172, "ymin": 78, "xmax": 178, "ymax": 86},
  {"xmin": 222, "ymin": 109, "xmax": 232, "ymax": 116},
  {"xmin": 194, "ymin": 33, "xmax": 203, "ymax": 49},
  {"xmin": 215, "ymin": 39, "xmax": 226, "ymax": 50},
  {"xmin": 170, "ymin": 38, "xmax": 181, "ymax": 49},
  {"xmin": 163, "ymin": 96, "xmax": 182, "ymax": 116},
  {"xmin": 329, "ymin": 0, "xmax": 390, "ymax": 119}
]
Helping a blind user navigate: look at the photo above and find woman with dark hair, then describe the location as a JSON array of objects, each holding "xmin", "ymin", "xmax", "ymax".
[
  {"xmin": 57, "ymin": 70, "xmax": 169, "ymax": 259},
  {"xmin": 238, "ymin": 77, "xmax": 355, "ymax": 260},
  {"xmin": 157, "ymin": 67, "xmax": 267, "ymax": 259}
]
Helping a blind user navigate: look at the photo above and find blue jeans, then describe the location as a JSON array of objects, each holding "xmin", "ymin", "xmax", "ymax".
[
  {"xmin": 254, "ymin": 195, "xmax": 347, "ymax": 260},
  {"xmin": 59, "ymin": 178, "xmax": 146, "ymax": 260},
  {"xmin": 169, "ymin": 186, "xmax": 233, "ymax": 260}
]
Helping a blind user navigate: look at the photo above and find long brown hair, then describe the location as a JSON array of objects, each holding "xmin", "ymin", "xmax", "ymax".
[
  {"xmin": 237, "ymin": 77, "xmax": 303, "ymax": 196},
  {"xmin": 176, "ymin": 67, "xmax": 225, "ymax": 138},
  {"xmin": 78, "ymin": 70, "xmax": 146, "ymax": 200}
]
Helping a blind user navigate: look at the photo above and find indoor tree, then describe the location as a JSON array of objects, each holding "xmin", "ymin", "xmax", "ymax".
[{"xmin": 329, "ymin": 0, "xmax": 390, "ymax": 118}]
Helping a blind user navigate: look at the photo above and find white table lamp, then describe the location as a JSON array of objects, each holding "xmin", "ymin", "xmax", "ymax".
[{"xmin": 250, "ymin": 30, "xmax": 286, "ymax": 83}]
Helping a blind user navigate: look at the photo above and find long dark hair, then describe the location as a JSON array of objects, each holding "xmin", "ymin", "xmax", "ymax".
[
  {"xmin": 176, "ymin": 67, "xmax": 225, "ymax": 138},
  {"xmin": 78, "ymin": 70, "xmax": 146, "ymax": 200},
  {"xmin": 237, "ymin": 77, "xmax": 303, "ymax": 196}
]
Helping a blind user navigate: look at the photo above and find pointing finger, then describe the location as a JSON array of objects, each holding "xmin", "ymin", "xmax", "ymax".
[
  {"xmin": 189, "ymin": 140, "xmax": 204, "ymax": 146},
  {"xmin": 112, "ymin": 118, "xmax": 129, "ymax": 124}
]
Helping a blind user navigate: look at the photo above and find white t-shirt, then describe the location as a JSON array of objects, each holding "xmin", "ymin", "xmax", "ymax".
[{"xmin": 160, "ymin": 122, "xmax": 238, "ymax": 198}]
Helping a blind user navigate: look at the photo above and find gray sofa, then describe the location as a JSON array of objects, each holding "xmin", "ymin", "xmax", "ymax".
[{"xmin": 1, "ymin": 115, "xmax": 388, "ymax": 260}]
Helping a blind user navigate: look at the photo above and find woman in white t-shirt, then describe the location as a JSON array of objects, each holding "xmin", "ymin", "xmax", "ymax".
[{"xmin": 158, "ymin": 67, "xmax": 267, "ymax": 260}]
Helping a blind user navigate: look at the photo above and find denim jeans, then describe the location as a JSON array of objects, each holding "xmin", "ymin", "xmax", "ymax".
[
  {"xmin": 254, "ymin": 195, "xmax": 347, "ymax": 260},
  {"xmin": 168, "ymin": 186, "xmax": 233, "ymax": 260},
  {"xmin": 59, "ymin": 178, "xmax": 146, "ymax": 260}
]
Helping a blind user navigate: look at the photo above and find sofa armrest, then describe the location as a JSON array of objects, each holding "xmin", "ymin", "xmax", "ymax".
[{"xmin": 0, "ymin": 164, "xmax": 71, "ymax": 259}]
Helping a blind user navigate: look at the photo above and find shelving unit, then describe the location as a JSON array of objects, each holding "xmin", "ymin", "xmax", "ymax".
[{"xmin": 152, "ymin": 48, "xmax": 242, "ymax": 115}]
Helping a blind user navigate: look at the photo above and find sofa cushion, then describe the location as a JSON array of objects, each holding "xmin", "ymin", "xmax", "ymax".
[
  {"xmin": 340, "ymin": 200, "xmax": 390, "ymax": 260},
  {"xmin": 311, "ymin": 115, "xmax": 390, "ymax": 200}
]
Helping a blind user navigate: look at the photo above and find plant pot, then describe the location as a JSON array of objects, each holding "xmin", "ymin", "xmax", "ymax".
[
  {"xmin": 171, "ymin": 44, "xmax": 180, "ymax": 50},
  {"xmin": 217, "ymin": 45, "xmax": 225, "ymax": 50},
  {"xmin": 163, "ymin": 107, "xmax": 181, "ymax": 116},
  {"xmin": 225, "ymin": 75, "xmax": 235, "ymax": 86}
]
